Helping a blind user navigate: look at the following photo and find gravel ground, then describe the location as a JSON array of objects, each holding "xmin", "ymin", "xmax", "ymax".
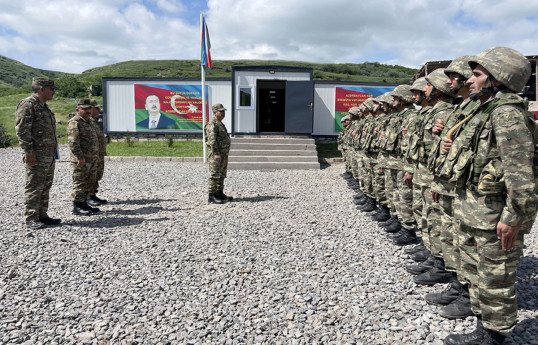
[{"xmin": 1, "ymin": 146, "xmax": 537, "ymax": 345}]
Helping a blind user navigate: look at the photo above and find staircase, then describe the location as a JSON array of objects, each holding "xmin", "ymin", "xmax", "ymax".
[{"xmin": 228, "ymin": 136, "xmax": 320, "ymax": 170}]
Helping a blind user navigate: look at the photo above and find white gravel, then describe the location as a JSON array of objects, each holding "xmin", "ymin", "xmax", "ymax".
[{"xmin": 1, "ymin": 145, "xmax": 537, "ymax": 345}]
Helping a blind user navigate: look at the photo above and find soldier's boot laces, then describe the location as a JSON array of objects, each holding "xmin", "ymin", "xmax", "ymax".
[
  {"xmin": 392, "ymin": 228, "xmax": 418, "ymax": 246},
  {"xmin": 444, "ymin": 317, "xmax": 505, "ymax": 345},
  {"xmin": 208, "ymin": 193, "xmax": 225, "ymax": 204},
  {"xmin": 426, "ymin": 280, "xmax": 467, "ymax": 306},
  {"xmin": 73, "ymin": 202, "xmax": 93, "ymax": 216},
  {"xmin": 217, "ymin": 190, "xmax": 233, "ymax": 202},
  {"xmin": 439, "ymin": 290, "xmax": 473, "ymax": 319}
]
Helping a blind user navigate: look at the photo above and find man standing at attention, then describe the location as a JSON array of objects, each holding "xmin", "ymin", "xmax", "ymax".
[
  {"xmin": 15, "ymin": 78, "xmax": 61, "ymax": 230},
  {"xmin": 87, "ymin": 99, "xmax": 108, "ymax": 206},
  {"xmin": 67, "ymin": 99, "xmax": 100, "ymax": 215},
  {"xmin": 205, "ymin": 104, "xmax": 232, "ymax": 204}
]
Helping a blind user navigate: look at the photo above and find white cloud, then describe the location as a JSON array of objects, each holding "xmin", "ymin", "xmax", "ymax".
[{"xmin": 0, "ymin": 0, "xmax": 536, "ymax": 73}]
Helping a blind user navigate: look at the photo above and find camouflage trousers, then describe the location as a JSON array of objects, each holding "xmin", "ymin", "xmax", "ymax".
[
  {"xmin": 208, "ymin": 153, "xmax": 228, "ymax": 194},
  {"xmin": 396, "ymin": 170, "xmax": 415, "ymax": 230},
  {"xmin": 437, "ymin": 193, "xmax": 461, "ymax": 274},
  {"xmin": 91, "ymin": 156, "xmax": 105, "ymax": 195},
  {"xmin": 24, "ymin": 154, "xmax": 55, "ymax": 222},
  {"xmin": 384, "ymin": 168, "xmax": 398, "ymax": 215},
  {"xmin": 350, "ymin": 151, "xmax": 360, "ymax": 180},
  {"xmin": 372, "ymin": 161, "xmax": 387, "ymax": 206},
  {"xmin": 413, "ymin": 184, "xmax": 428, "ymax": 250},
  {"xmin": 459, "ymin": 223, "xmax": 524, "ymax": 336},
  {"xmin": 71, "ymin": 160, "xmax": 98, "ymax": 202},
  {"xmin": 361, "ymin": 155, "xmax": 375, "ymax": 197},
  {"xmin": 415, "ymin": 183, "xmax": 442, "ymax": 257}
]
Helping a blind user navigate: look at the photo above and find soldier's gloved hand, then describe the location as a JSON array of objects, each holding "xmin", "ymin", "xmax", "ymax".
[
  {"xmin": 77, "ymin": 159, "xmax": 86, "ymax": 167},
  {"xmin": 441, "ymin": 137, "xmax": 453, "ymax": 154},
  {"xmin": 496, "ymin": 221, "xmax": 520, "ymax": 251},
  {"xmin": 25, "ymin": 153, "xmax": 36, "ymax": 167},
  {"xmin": 214, "ymin": 155, "xmax": 222, "ymax": 163}
]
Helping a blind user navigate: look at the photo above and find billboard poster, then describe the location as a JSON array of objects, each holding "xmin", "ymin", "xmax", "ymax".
[
  {"xmin": 134, "ymin": 84, "xmax": 210, "ymax": 131},
  {"xmin": 334, "ymin": 86, "xmax": 395, "ymax": 131}
]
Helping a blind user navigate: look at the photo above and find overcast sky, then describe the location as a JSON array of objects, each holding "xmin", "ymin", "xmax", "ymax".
[{"xmin": 0, "ymin": 0, "xmax": 537, "ymax": 74}]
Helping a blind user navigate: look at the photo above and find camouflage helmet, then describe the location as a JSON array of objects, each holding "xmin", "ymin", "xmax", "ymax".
[
  {"xmin": 392, "ymin": 85, "xmax": 414, "ymax": 104},
  {"xmin": 410, "ymin": 77, "xmax": 427, "ymax": 93},
  {"xmin": 425, "ymin": 68, "xmax": 453, "ymax": 97},
  {"xmin": 378, "ymin": 91, "xmax": 394, "ymax": 104},
  {"xmin": 468, "ymin": 46, "xmax": 531, "ymax": 92},
  {"xmin": 362, "ymin": 98, "xmax": 375, "ymax": 111},
  {"xmin": 445, "ymin": 55, "xmax": 473, "ymax": 80}
]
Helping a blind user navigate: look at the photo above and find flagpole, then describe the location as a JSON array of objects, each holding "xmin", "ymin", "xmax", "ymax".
[{"xmin": 201, "ymin": 13, "xmax": 207, "ymax": 163}]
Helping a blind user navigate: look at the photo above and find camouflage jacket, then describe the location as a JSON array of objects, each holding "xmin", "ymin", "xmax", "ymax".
[
  {"xmin": 448, "ymin": 91, "xmax": 537, "ymax": 229},
  {"xmin": 91, "ymin": 118, "xmax": 107, "ymax": 156},
  {"xmin": 67, "ymin": 115, "xmax": 99, "ymax": 162},
  {"xmin": 205, "ymin": 118, "xmax": 231, "ymax": 156},
  {"xmin": 15, "ymin": 95, "xmax": 58, "ymax": 156}
]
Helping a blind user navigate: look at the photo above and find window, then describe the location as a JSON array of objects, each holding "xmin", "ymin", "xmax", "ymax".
[{"xmin": 238, "ymin": 85, "xmax": 254, "ymax": 109}]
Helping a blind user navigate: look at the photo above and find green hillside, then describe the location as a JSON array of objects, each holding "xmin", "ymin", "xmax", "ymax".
[{"xmin": 0, "ymin": 55, "xmax": 66, "ymax": 94}]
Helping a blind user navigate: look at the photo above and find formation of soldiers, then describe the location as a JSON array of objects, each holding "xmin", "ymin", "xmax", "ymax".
[
  {"xmin": 16, "ymin": 78, "xmax": 108, "ymax": 230},
  {"xmin": 338, "ymin": 46, "xmax": 537, "ymax": 345}
]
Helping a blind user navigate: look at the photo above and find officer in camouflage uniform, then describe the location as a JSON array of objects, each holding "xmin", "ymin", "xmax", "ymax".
[
  {"xmin": 205, "ymin": 103, "xmax": 232, "ymax": 204},
  {"xmin": 68, "ymin": 99, "xmax": 100, "ymax": 215},
  {"xmin": 442, "ymin": 47, "xmax": 537, "ymax": 345},
  {"xmin": 15, "ymin": 78, "xmax": 61, "ymax": 230},
  {"xmin": 87, "ymin": 99, "xmax": 108, "ymax": 206},
  {"xmin": 425, "ymin": 56, "xmax": 477, "ymax": 320}
]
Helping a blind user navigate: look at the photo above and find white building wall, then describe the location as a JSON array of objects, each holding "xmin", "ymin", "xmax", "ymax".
[
  {"xmin": 104, "ymin": 79, "xmax": 231, "ymax": 132},
  {"xmin": 313, "ymin": 84, "xmax": 337, "ymax": 136},
  {"xmin": 233, "ymin": 71, "xmax": 311, "ymax": 133}
]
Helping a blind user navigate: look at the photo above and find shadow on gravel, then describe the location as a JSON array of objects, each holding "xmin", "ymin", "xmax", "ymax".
[
  {"xmin": 106, "ymin": 198, "xmax": 175, "ymax": 206},
  {"xmin": 232, "ymin": 196, "xmax": 289, "ymax": 203},
  {"xmin": 516, "ymin": 256, "xmax": 538, "ymax": 311},
  {"xmin": 63, "ymin": 216, "xmax": 168, "ymax": 228},
  {"xmin": 506, "ymin": 317, "xmax": 538, "ymax": 345},
  {"xmin": 104, "ymin": 206, "xmax": 181, "ymax": 216}
]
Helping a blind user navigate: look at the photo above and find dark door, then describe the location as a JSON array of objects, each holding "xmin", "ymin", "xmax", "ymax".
[
  {"xmin": 284, "ymin": 81, "xmax": 314, "ymax": 134},
  {"xmin": 257, "ymin": 80, "xmax": 286, "ymax": 132}
]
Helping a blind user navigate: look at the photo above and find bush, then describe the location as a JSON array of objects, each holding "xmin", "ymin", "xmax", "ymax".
[{"xmin": 0, "ymin": 122, "xmax": 13, "ymax": 148}]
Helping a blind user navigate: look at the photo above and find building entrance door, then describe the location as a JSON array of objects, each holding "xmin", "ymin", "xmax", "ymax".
[{"xmin": 257, "ymin": 80, "xmax": 286, "ymax": 132}]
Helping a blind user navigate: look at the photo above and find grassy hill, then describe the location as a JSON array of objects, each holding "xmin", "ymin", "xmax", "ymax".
[{"xmin": 0, "ymin": 55, "xmax": 66, "ymax": 95}]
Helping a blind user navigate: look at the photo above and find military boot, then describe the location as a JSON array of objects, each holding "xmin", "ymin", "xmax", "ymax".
[
  {"xmin": 359, "ymin": 198, "xmax": 377, "ymax": 212},
  {"xmin": 439, "ymin": 290, "xmax": 473, "ymax": 319},
  {"xmin": 217, "ymin": 190, "xmax": 233, "ymax": 202},
  {"xmin": 208, "ymin": 193, "xmax": 225, "ymax": 204},
  {"xmin": 384, "ymin": 219, "xmax": 402, "ymax": 233},
  {"xmin": 404, "ymin": 243, "xmax": 425, "ymax": 255},
  {"xmin": 91, "ymin": 195, "xmax": 108, "ymax": 204},
  {"xmin": 73, "ymin": 202, "xmax": 92, "ymax": 216},
  {"xmin": 353, "ymin": 195, "xmax": 368, "ymax": 205},
  {"xmin": 353, "ymin": 190, "xmax": 365, "ymax": 199},
  {"xmin": 444, "ymin": 318, "xmax": 505, "ymax": 345},
  {"xmin": 39, "ymin": 215, "xmax": 62, "ymax": 225},
  {"xmin": 406, "ymin": 255, "xmax": 436, "ymax": 275},
  {"xmin": 87, "ymin": 197, "xmax": 102, "ymax": 207},
  {"xmin": 426, "ymin": 281, "xmax": 467, "ymax": 306},
  {"xmin": 26, "ymin": 221, "xmax": 46, "ymax": 230},
  {"xmin": 371, "ymin": 205, "xmax": 391, "ymax": 222},
  {"xmin": 341, "ymin": 172, "xmax": 353, "ymax": 179},
  {"xmin": 83, "ymin": 200, "xmax": 100, "ymax": 213},
  {"xmin": 392, "ymin": 228, "xmax": 418, "ymax": 246},
  {"xmin": 379, "ymin": 215, "xmax": 397, "ymax": 228},
  {"xmin": 414, "ymin": 261, "xmax": 454, "ymax": 286},
  {"xmin": 411, "ymin": 248, "xmax": 431, "ymax": 262}
]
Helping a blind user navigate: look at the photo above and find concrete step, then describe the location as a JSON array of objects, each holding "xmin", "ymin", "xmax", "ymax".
[
  {"xmin": 231, "ymin": 137, "xmax": 315, "ymax": 145},
  {"xmin": 229, "ymin": 155, "xmax": 318, "ymax": 162},
  {"xmin": 231, "ymin": 149, "xmax": 316, "ymax": 156},
  {"xmin": 228, "ymin": 162, "xmax": 320, "ymax": 170},
  {"xmin": 230, "ymin": 143, "xmax": 316, "ymax": 150}
]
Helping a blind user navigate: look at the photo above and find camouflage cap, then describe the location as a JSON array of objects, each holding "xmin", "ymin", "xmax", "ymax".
[
  {"xmin": 378, "ymin": 91, "xmax": 393, "ymax": 104},
  {"xmin": 348, "ymin": 106, "xmax": 361, "ymax": 116},
  {"xmin": 341, "ymin": 115, "xmax": 350, "ymax": 122},
  {"xmin": 410, "ymin": 77, "xmax": 427, "ymax": 93},
  {"xmin": 362, "ymin": 98, "xmax": 375, "ymax": 111},
  {"xmin": 425, "ymin": 68, "xmax": 453, "ymax": 97},
  {"xmin": 90, "ymin": 99, "xmax": 101, "ymax": 108},
  {"xmin": 32, "ymin": 77, "xmax": 56, "ymax": 88},
  {"xmin": 469, "ymin": 46, "xmax": 531, "ymax": 92},
  {"xmin": 444, "ymin": 55, "xmax": 473, "ymax": 80},
  {"xmin": 212, "ymin": 103, "xmax": 227, "ymax": 112},
  {"xmin": 392, "ymin": 85, "xmax": 414, "ymax": 104},
  {"xmin": 76, "ymin": 99, "xmax": 93, "ymax": 108}
]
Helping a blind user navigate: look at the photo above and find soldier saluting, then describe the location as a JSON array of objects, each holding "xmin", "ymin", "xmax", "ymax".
[{"xmin": 15, "ymin": 78, "xmax": 61, "ymax": 230}]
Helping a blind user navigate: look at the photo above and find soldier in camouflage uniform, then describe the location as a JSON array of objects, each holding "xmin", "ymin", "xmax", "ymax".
[
  {"xmin": 338, "ymin": 115, "xmax": 352, "ymax": 178},
  {"xmin": 87, "ymin": 99, "xmax": 108, "ymax": 207},
  {"xmin": 205, "ymin": 104, "xmax": 232, "ymax": 204},
  {"xmin": 356, "ymin": 99, "xmax": 378, "ymax": 212},
  {"xmin": 425, "ymin": 56, "xmax": 477, "ymax": 320},
  {"xmin": 404, "ymin": 69, "xmax": 456, "ymax": 286},
  {"xmin": 67, "ymin": 99, "xmax": 100, "ymax": 215},
  {"xmin": 15, "ymin": 78, "xmax": 61, "ymax": 230},
  {"xmin": 442, "ymin": 47, "xmax": 537, "ymax": 345}
]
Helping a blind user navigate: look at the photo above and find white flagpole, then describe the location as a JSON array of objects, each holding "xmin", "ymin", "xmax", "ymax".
[{"xmin": 201, "ymin": 13, "xmax": 207, "ymax": 163}]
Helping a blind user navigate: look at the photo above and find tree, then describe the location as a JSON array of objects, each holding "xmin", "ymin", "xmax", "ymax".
[{"xmin": 55, "ymin": 75, "xmax": 86, "ymax": 98}]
